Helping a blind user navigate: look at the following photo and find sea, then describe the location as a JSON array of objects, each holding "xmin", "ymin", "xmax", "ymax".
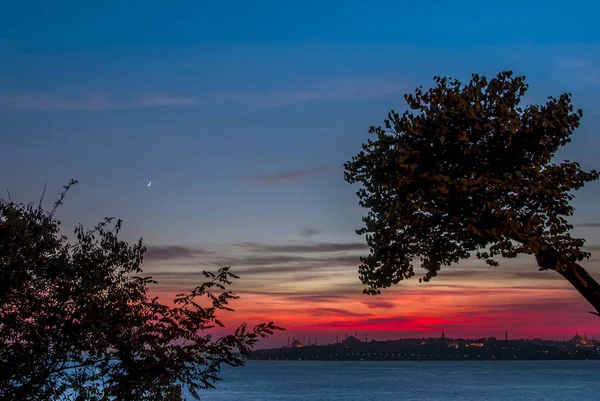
[{"xmin": 195, "ymin": 360, "xmax": 600, "ymax": 401}]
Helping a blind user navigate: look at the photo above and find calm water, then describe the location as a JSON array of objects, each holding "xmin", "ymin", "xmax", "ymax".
[{"xmin": 196, "ymin": 360, "xmax": 600, "ymax": 400}]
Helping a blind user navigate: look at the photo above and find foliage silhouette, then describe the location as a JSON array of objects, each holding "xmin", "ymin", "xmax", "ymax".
[
  {"xmin": 0, "ymin": 180, "xmax": 282, "ymax": 401},
  {"xmin": 344, "ymin": 70, "xmax": 600, "ymax": 314}
]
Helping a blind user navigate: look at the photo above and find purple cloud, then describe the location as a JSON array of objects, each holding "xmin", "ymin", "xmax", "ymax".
[
  {"xmin": 299, "ymin": 227, "xmax": 321, "ymax": 237},
  {"xmin": 144, "ymin": 245, "xmax": 210, "ymax": 261},
  {"xmin": 237, "ymin": 241, "xmax": 367, "ymax": 254},
  {"xmin": 302, "ymin": 308, "xmax": 374, "ymax": 318},
  {"xmin": 362, "ymin": 300, "xmax": 396, "ymax": 310},
  {"xmin": 256, "ymin": 165, "xmax": 332, "ymax": 183}
]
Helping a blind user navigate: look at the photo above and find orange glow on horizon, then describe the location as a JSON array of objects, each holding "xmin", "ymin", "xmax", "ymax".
[{"xmin": 147, "ymin": 276, "xmax": 600, "ymax": 347}]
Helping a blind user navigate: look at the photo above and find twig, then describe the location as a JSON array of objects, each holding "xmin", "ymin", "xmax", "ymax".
[
  {"xmin": 5, "ymin": 188, "xmax": 11, "ymax": 202},
  {"xmin": 39, "ymin": 180, "xmax": 47, "ymax": 210},
  {"xmin": 50, "ymin": 179, "xmax": 78, "ymax": 217}
]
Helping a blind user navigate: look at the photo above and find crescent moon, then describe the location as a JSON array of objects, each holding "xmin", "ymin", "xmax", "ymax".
[{"xmin": 146, "ymin": 181, "xmax": 152, "ymax": 187}]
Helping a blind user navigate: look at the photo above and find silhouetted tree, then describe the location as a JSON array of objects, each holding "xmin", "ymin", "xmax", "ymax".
[
  {"xmin": 0, "ymin": 180, "xmax": 282, "ymax": 401},
  {"xmin": 344, "ymin": 71, "xmax": 600, "ymax": 314}
]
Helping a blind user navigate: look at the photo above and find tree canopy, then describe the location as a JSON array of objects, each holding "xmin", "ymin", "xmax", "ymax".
[
  {"xmin": 0, "ymin": 180, "xmax": 282, "ymax": 401},
  {"xmin": 344, "ymin": 70, "xmax": 600, "ymax": 314}
]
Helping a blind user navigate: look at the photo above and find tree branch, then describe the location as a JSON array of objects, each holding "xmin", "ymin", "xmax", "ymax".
[
  {"xmin": 557, "ymin": 262, "xmax": 600, "ymax": 316},
  {"xmin": 502, "ymin": 234, "xmax": 600, "ymax": 316}
]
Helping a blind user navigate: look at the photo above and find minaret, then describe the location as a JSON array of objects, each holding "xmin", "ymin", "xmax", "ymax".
[
  {"xmin": 366, "ymin": 333, "xmax": 368, "ymax": 342},
  {"xmin": 505, "ymin": 330, "xmax": 508, "ymax": 341},
  {"xmin": 336, "ymin": 334, "xmax": 339, "ymax": 343},
  {"xmin": 441, "ymin": 331, "xmax": 445, "ymax": 340}
]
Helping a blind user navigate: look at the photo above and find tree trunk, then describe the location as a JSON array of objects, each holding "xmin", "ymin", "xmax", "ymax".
[
  {"xmin": 532, "ymin": 245, "xmax": 600, "ymax": 316},
  {"xmin": 556, "ymin": 262, "xmax": 600, "ymax": 316}
]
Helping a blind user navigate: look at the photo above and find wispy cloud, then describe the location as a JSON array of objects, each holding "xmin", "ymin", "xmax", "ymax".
[
  {"xmin": 141, "ymin": 240, "xmax": 367, "ymax": 294},
  {"xmin": 434, "ymin": 268, "xmax": 562, "ymax": 282},
  {"xmin": 231, "ymin": 258, "xmax": 359, "ymax": 276},
  {"xmin": 1, "ymin": 93, "xmax": 199, "ymax": 111},
  {"xmin": 141, "ymin": 240, "xmax": 600, "ymax": 308},
  {"xmin": 144, "ymin": 245, "xmax": 210, "ymax": 261},
  {"xmin": 362, "ymin": 300, "xmax": 396, "ymax": 310},
  {"xmin": 215, "ymin": 76, "xmax": 406, "ymax": 107},
  {"xmin": 299, "ymin": 227, "xmax": 321, "ymax": 238},
  {"xmin": 236, "ymin": 241, "xmax": 368, "ymax": 254},
  {"xmin": 145, "ymin": 254, "xmax": 360, "ymax": 278},
  {"xmin": 255, "ymin": 165, "xmax": 332, "ymax": 183},
  {"xmin": 558, "ymin": 57, "xmax": 600, "ymax": 87},
  {"xmin": 285, "ymin": 294, "xmax": 345, "ymax": 303},
  {"xmin": 293, "ymin": 315, "xmax": 454, "ymax": 331},
  {"xmin": 302, "ymin": 308, "xmax": 374, "ymax": 318},
  {"xmin": 2, "ymin": 76, "xmax": 406, "ymax": 112},
  {"xmin": 143, "ymin": 242, "xmax": 367, "ymax": 263},
  {"xmin": 578, "ymin": 223, "xmax": 600, "ymax": 228}
]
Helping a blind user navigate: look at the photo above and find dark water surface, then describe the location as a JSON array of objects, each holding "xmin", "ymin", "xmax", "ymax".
[{"xmin": 197, "ymin": 360, "xmax": 600, "ymax": 400}]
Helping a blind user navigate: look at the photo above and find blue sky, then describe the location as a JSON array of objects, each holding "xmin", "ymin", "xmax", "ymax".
[
  {"xmin": 1, "ymin": 0, "xmax": 598, "ymax": 48},
  {"xmin": 1, "ymin": 0, "xmax": 600, "ymax": 342}
]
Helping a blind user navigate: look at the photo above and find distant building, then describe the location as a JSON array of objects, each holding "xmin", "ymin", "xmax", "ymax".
[
  {"xmin": 569, "ymin": 333, "xmax": 594, "ymax": 347},
  {"xmin": 342, "ymin": 335, "xmax": 361, "ymax": 346},
  {"xmin": 290, "ymin": 339, "xmax": 303, "ymax": 348}
]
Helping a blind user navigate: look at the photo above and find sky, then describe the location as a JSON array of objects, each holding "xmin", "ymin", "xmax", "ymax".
[{"xmin": 1, "ymin": 0, "xmax": 600, "ymax": 347}]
